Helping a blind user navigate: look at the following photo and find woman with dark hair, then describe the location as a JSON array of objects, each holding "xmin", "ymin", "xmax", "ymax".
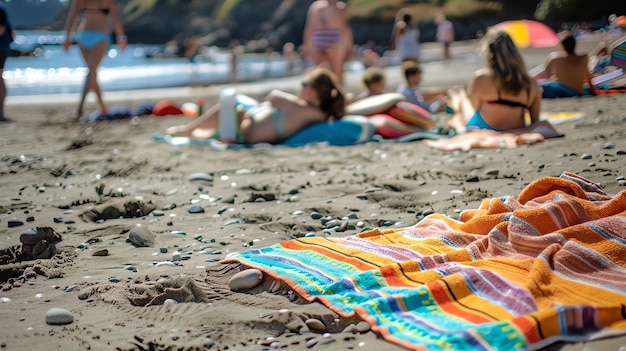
[
  {"xmin": 63, "ymin": 0, "xmax": 127, "ymax": 119},
  {"xmin": 447, "ymin": 30, "xmax": 541, "ymax": 133},
  {"xmin": 164, "ymin": 68, "xmax": 346, "ymax": 144}
]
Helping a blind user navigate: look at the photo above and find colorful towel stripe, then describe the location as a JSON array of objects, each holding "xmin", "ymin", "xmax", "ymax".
[{"xmin": 224, "ymin": 172, "xmax": 626, "ymax": 351}]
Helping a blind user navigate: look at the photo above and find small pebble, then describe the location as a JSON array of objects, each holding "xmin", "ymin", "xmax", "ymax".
[
  {"xmin": 188, "ymin": 172, "xmax": 213, "ymax": 183},
  {"xmin": 188, "ymin": 205, "xmax": 205, "ymax": 214},
  {"xmin": 7, "ymin": 220, "xmax": 24, "ymax": 228},
  {"xmin": 92, "ymin": 249, "xmax": 109, "ymax": 256},
  {"xmin": 581, "ymin": 153, "xmax": 592, "ymax": 160},
  {"xmin": 355, "ymin": 321, "xmax": 371, "ymax": 333},
  {"xmin": 305, "ymin": 318, "xmax": 326, "ymax": 331},
  {"xmin": 45, "ymin": 308, "xmax": 74, "ymax": 325},
  {"xmin": 310, "ymin": 211, "xmax": 323, "ymax": 220}
]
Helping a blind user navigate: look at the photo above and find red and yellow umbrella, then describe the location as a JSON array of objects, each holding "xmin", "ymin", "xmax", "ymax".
[{"xmin": 490, "ymin": 20, "xmax": 559, "ymax": 48}]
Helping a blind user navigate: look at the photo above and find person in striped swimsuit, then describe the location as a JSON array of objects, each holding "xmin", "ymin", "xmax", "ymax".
[{"xmin": 303, "ymin": 0, "xmax": 353, "ymax": 86}]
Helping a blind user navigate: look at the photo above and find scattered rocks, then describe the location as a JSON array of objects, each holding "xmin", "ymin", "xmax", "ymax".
[
  {"xmin": 228, "ymin": 269, "xmax": 263, "ymax": 291},
  {"xmin": 19, "ymin": 227, "xmax": 63, "ymax": 261},
  {"xmin": 79, "ymin": 199, "xmax": 156, "ymax": 222},
  {"xmin": 45, "ymin": 308, "xmax": 74, "ymax": 325}
]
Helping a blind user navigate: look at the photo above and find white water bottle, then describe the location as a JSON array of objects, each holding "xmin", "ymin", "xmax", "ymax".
[{"xmin": 219, "ymin": 88, "xmax": 238, "ymax": 142}]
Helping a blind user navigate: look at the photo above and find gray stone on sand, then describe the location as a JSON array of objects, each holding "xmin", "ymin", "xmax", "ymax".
[
  {"xmin": 188, "ymin": 172, "xmax": 213, "ymax": 183},
  {"xmin": 128, "ymin": 224, "xmax": 155, "ymax": 247},
  {"xmin": 304, "ymin": 318, "xmax": 326, "ymax": 331},
  {"xmin": 45, "ymin": 308, "xmax": 74, "ymax": 325},
  {"xmin": 228, "ymin": 268, "xmax": 263, "ymax": 291}
]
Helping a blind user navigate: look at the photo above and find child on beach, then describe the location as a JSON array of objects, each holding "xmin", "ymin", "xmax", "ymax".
[
  {"xmin": 446, "ymin": 31, "xmax": 541, "ymax": 134},
  {"xmin": 396, "ymin": 60, "xmax": 447, "ymax": 113},
  {"xmin": 164, "ymin": 68, "xmax": 346, "ymax": 144},
  {"xmin": 355, "ymin": 67, "xmax": 386, "ymax": 100}
]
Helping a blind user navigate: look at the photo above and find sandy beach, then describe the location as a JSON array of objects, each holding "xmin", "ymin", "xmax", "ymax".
[{"xmin": 1, "ymin": 38, "xmax": 626, "ymax": 351}]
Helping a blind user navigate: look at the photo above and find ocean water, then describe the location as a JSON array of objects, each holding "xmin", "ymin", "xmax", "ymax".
[{"xmin": 6, "ymin": 31, "xmax": 317, "ymax": 97}]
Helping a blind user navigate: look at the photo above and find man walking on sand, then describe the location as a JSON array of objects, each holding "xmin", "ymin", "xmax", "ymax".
[
  {"xmin": 435, "ymin": 13, "xmax": 454, "ymax": 61},
  {"xmin": 0, "ymin": 4, "xmax": 13, "ymax": 122}
]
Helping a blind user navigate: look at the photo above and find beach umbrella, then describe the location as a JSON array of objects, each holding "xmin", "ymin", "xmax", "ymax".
[{"xmin": 490, "ymin": 20, "xmax": 559, "ymax": 48}]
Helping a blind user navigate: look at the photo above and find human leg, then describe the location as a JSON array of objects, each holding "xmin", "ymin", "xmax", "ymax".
[
  {"xmin": 164, "ymin": 104, "xmax": 220, "ymax": 138},
  {"xmin": 81, "ymin": 40, "xmax": 109, "ymax": 114},
  {"xmin": 445, "ymin": 86, "xmax": 473, "ymax": 133},
  {"xmin": 76, "ymin": 41, "xmax": 108, "ymax": 117},
  {"xmin": 325, "ymin": 44, "xmax": 346, "ymax": 86},
  {"xmin": 0, "ymin": 52, "xmax": 7, "ymax": 122}
]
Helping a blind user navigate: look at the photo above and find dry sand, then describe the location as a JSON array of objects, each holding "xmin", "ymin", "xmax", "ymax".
[{"xmin": 1, "ymin": 39, "xmax": 626, "ymax": 351}]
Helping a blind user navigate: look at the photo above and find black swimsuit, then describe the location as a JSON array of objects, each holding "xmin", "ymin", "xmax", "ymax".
[
  {"xmin": 82, "ymin": 0, "xmax": 110, "ymax": 15},
  {"xmin": 487, "ymin": 91, "xmax": 530, "ymax": 109}
]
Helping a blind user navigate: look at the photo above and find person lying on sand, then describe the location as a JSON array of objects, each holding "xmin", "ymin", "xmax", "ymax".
[
  {"xmin": 446, "ymin": 30, "xmax": 541, "ymax": 134},
  {"xmin": 164, "ymin": 68, "xmax": 346, "ymax": 144},
  {"xmin": 536, "ymin": 31, "xmax": 597, "ymax": 98}
]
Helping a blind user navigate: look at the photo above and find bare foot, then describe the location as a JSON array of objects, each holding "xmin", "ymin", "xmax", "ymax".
[
  {"xmin": 191, "ymin": 128, "xmax": 217, "ymax": 139},
  {"xmin": 164, "ymin": 125, "xmax": 193, "ymax": 137}
]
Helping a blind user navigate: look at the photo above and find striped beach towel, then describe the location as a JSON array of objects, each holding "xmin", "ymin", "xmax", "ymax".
[{"xmin": 224, "ymin": 172, "xmax": 626, "ymax": 351}]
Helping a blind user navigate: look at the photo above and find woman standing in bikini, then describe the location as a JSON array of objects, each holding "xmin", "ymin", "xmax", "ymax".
[
  {"xmin": 63, "ymin": 0, "xmax": 127, "ymax": 119},
  {"xmin": 164, "ymin": 68, "xmax": 346, "ymax": 144},
  {"xmin": 303, "ymin": 0, "xmax": 353, "ymax": 86},
  {"xmin": 446, "ymin": 31, "xmax": 541, "ymax": 134}
]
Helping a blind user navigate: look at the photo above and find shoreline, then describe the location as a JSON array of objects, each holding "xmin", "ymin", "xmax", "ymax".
[{"xmin": 8, "ymin": 37, "xmax": 606, "ymax": 108}]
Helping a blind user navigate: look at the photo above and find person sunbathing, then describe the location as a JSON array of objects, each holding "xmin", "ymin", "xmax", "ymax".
[
  {"xmin": 446, "ymin": 30, "xmax": 541, "ymax": 134},
  {"xmin": 538, "ymin": 31, "xmax": 597, "ymax": 98},
  {"xmin": 164, "ymin": 68, "xmax": 346, "ymax": 144}
]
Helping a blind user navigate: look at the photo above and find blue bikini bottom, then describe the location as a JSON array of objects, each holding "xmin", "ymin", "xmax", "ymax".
[
  {"xmin": 76, "ymin": 31, "xmax": 110, "ymax": 49},
  {"xmin": 465, "ymin": 110, "xmax": 504, "ymax": 132}
]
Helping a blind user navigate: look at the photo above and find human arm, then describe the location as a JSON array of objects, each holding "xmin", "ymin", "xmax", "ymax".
[
  {"xmin": 108, "ymin": 0, "xmax": 127, "ymax": 50},
  {"xmin": 389, "ymin": 22, "xmax": 401, "ymax": 50},
  {"xmin": 63, "ymin": 0, "xmax": 80, "ymax": 51},
  {"xmin": 583, "ymin": 56, "xmax": 597, "ymax": 95},
  {"xmin": 527, "ymin": 81, "xmax": 541, "ymax": 124},
  {"xmin": 265, "ymin": 89, "xmax": 299, "ymax": 109}
]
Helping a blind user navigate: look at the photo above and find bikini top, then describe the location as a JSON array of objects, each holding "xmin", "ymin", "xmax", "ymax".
[
  {"xmin": 82, "ymin": 0, "xmax": 110, "ymax": 15},
  {"xmin": 487, "ymin": 90, "xmax": 530, "ymax": 109}
]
